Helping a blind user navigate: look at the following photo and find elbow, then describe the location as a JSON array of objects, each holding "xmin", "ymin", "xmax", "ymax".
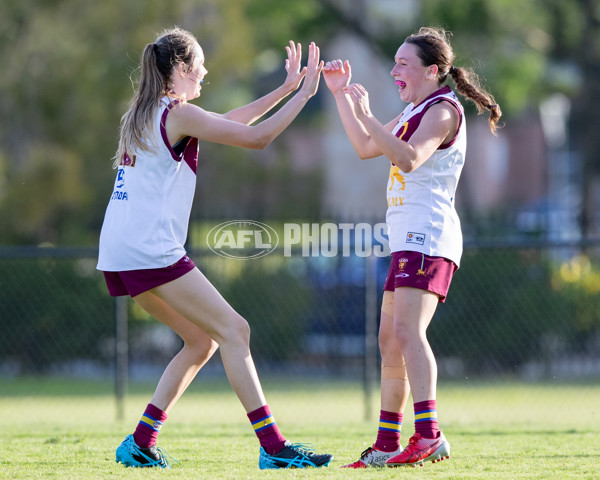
[
  {"xmin": 240, "ymin": 137, "xmax": 269, "ymax": 150},
  {"xmin": 250, "ymin": 137, "xmax": 272, "ymax": 150},
  {"xmin": 391, "ymin": 158, "xmax": 416, "ymax": 173},
  {"xmin": 247, "ymin": 128, "xmax": 273, "ymax": 150},
  {"xmin": 356, "ymin": 148, "xmax": 381, "ymax": 160}
]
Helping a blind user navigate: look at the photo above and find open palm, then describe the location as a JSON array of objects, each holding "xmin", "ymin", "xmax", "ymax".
[
  {"xmin": 282, "ymin": 41, "xmax": 306, "ymax": 91},
  {"xmin": 300, "ymin": 42, "xmax": 324, "ymax": 97}
]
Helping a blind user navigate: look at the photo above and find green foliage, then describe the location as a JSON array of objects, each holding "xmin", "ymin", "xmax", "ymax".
[
  {"xmin": 0, "ymin": 1, "xmax": 185, "ymax": 245},
  {"xmin": 421, "ymin": 0, "xmax": 553, "ymax": 113},
  {"xmin": 0, "ymin": 257, "xmax": 113, "ymax": 373},
  {"xmin": 550, "ymin": 254, "xmax": 600, "ymax": 332},
  {"xmin": 208, "ymin": 258, "xmax": 313, "ymax": 361},
  {"xmin": 245, "ymin": 0, "xmax": 332, "ymax": 46},
  {"xmin": 194, "ymin": 144, "xmax": 324, "ymax": 219},
  {"xmin": 0, "ymin": 0, "xmax": 332, "ymax": 245},
  {"xmin": 0, "ymin": 146, "xmax": 88, "ymax": 243},
  {"xmin": 433, "ymin": 247, "xmax": 600, "ymax": 374},
  {"xmin": 1, "ymin": 0, "xmax": 598, "ymax": 245}
]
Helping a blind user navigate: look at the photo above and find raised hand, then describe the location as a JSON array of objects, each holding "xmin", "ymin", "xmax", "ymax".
[
  {"xmin": 282, "ymin": 41, "xmax": 306, "ymax": 92},
  {"xmin": 300, "ymin": 42, "xmax": 324, "ymax": 97},
  {"xmin": 343, "ymin": 83, "xmax": 372, "ymax": 119},
  {"xmin": 323, "ymin": 59, "xmax": 351, "ymax": 94}
]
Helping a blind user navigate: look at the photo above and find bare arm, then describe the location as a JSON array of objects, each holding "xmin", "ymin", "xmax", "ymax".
[
  {"xmin": 167, "ymin": 42, "xmax": 323, "ymax": 150},
  {"xmin": 344, "ymin": 83, "xmax": 459, "ymax": 173},
  {"xmin": 323, "ymin": 59, "xmax": 398, "ymax": 159},
  {"xmin": 211, "ymin": 41, "xmax": 307, "ymax": 125}
]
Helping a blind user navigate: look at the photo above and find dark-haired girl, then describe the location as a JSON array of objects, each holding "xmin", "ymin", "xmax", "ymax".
[{"xmin": 323, "ymin": 26, "xmax": 501, "ymax": 468}]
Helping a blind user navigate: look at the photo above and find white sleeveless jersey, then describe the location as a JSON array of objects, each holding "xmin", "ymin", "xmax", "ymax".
[
  {"xmin": 97, "ymin": 98, "xmax": 199, "ymax": 271},
  {"xmin": 386, "ymin": 86, "xmax": 466, "ymax": 267}
]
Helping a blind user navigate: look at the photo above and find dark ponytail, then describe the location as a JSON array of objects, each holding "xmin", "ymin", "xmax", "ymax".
[
  {"xmin": 406, "ymin": 27, "xmax": 502, "ymax": 136},
  {"xmin": 448, "ymin": 65, "xmax": 502, "ymax": 135}
]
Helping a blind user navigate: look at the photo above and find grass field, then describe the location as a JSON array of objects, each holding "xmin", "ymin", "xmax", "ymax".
[{"xmin": 1, "ymin": 378, "xmax": 599, "ymax": 479}]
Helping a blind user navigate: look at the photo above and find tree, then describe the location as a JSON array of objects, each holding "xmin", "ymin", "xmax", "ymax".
[
  {"xmin": 2, "ymin": 0, "xmax": 596, "ymax": 244},
  {"xmin": 550, "ymin": 0, "xmax": 600, "ymax": 237},
  {"xmin": 419, "ymin": 0, "xmax": 600, "ymax": 237},
  {"xmin": 0, "ymin": 0, "xmax": 330, "ymax": 244}
]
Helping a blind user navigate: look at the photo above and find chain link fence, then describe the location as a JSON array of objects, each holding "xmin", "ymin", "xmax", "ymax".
[{"xmin": 1, "ymin": 235, "xmax": 599, "ymax": 429}]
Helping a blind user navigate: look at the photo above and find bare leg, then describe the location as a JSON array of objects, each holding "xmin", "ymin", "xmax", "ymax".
[
  {"xmin": 133, "ymin": 291, "xmax": 219, "ymax": 413},
  {"xmin": 151, "ymin": 268, "xmax": 267, "ymax": 412},
  {"xmin": 379, "ymin": 291, "xmax": 411, "ymax": 413},
  {"xmin": 392, "ymin": 287, "xmax": 439, "ymax": 403}
]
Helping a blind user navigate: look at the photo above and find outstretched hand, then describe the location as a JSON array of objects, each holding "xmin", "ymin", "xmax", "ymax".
[
  {"xmin": 283, "ymin": 41, "xmax": 306, "ymax": 92},
  {"xmin": 323, "ymin": 59, "xmax": 351, "ymax": 94},
  {"xmin": 299, "ymin": 42, "xmax": 324, "ymax": 97},
  {"xmin": 343, "ymin": 83, "xmax": 372, "ymax": 119}
]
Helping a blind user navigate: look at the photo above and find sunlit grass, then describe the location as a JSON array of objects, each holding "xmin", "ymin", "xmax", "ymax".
[{"xmin": 1, "ymin": 378, "xmax": 599, "ymax": 479}]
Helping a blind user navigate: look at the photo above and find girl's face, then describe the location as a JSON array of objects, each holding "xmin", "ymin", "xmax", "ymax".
[
  {"xmin": 183, "ymin": 45, "xmax": 207, "ymax": 100},
  {"xmin": 390, "ymin": 42, "xmax": 438, "ymax": 105}
]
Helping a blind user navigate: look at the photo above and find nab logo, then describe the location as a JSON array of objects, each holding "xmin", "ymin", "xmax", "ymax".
[
  {"xmin": 406, "ymin": 232, "xmax": 426, "ymax": 246},
  {"xmin": 206, "ymin": 220, "xmax": 279, "ymax": 259}
]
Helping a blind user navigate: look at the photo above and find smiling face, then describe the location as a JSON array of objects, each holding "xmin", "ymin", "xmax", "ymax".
[
  {"xmin": 390, "ymin": 42, "xmax": 439, "ymax": 105},
  {"xmin": 184, "ymin": 45, "xmax": 207, "ymax": 100}
]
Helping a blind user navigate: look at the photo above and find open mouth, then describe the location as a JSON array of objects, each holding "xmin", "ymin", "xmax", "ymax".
[{"xmin": 395, "ymin": 80, "xmax": 406, "ymax": 90}]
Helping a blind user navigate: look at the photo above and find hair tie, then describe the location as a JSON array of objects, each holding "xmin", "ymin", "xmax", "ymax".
[
  {"xmin": 449, "ymin": 65, "xmax": 456, "ymax": 74},
  {"xmin": 487, "ymin": 103, "xmax": 498, "ymax": 109}
]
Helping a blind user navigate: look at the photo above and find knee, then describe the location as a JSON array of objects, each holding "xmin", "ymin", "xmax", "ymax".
[
  {"xmin": 220, "ymin": 313, "xmax": 251, "ymax": 346},
  {"xmin": 184, "ymin": 336, "xmax": 219, "ymax": 364},
  {"xmin": 380, "ymin": 336, "xmax": 407, "ymax": 370},
  {"xmin": 234, "ymin": 315, "xmax": 251, "ymax": 342},
  {"xmin": 393, "ymin": 321, "xmax": 413, "ymax": 348},
  {"xmin": 379, "ymin": 330, "xmax": 396, "ymax": 358}
]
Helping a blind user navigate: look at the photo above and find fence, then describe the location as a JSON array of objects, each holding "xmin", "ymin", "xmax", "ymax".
[{"xmin": 1, "ymin": 238, "xmax": 600, "ymax": 428}]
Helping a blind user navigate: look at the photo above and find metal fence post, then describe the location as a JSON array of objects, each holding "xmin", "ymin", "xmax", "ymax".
[
  {"xmin": 115, "ymin": 296, "xmax": 129, "ymax": 421},
  {"xmin": 364, "ymin": 254, "xmax": 378, "ymax": 421}
]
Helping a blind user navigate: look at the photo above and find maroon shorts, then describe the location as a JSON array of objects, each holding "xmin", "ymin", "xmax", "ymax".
[
  {"xmin": 102, "ymin": 255, "xmax": 196, "ymax": 298},
  {"xmin": 383, "ymin": 251, "xmax": 458, "ymax": 303}
]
